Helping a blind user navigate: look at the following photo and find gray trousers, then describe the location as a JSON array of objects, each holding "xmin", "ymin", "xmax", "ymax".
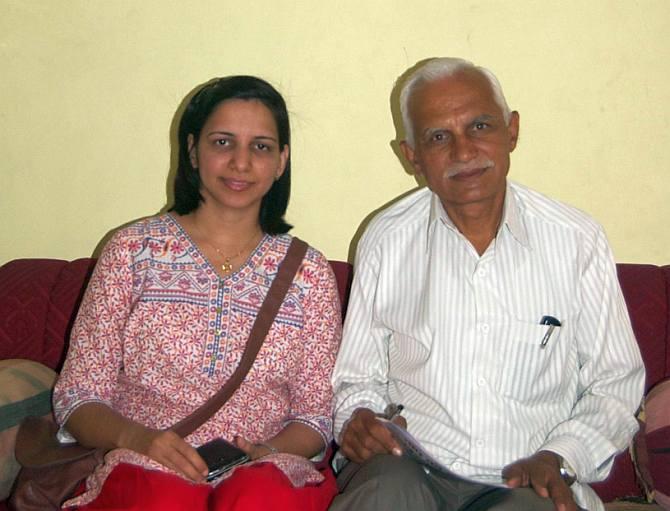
[{"xmin": 329, "ymin": 455, "xmax": 568, "ymax": 511}]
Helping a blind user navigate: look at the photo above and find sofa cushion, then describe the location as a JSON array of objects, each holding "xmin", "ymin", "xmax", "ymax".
[
  {"xmin": 647, "ymin": 427, "xmax": 670, "ymax": 510},
  {"xmin": 632, "ymin": 378, "xmax": 670, "ymax": 510},
  {"xmin": 0, "ymin": 359, "xmax": 57, "ymax": 500}
]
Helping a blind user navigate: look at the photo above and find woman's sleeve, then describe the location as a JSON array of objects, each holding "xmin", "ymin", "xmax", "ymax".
[
  {"xmin": 53, "ymin": 231, "xmax": 135, "ymax": 427},
  {"xmin": 285, "ymin": 250, "xmax": 342, "ymax": 446}
]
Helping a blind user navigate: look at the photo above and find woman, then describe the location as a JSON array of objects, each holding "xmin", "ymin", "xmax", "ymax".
[{"xmin": 52, "ymin": 76, "xmax": 341, "ymax": 510}]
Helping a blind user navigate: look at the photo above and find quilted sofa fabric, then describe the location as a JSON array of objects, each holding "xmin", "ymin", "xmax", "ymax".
[
  {"xmin": 0, "ymin": 258, "xmax": 96, "ymax": 371},
  {"xmin": 615, "ymin": 265, "xmax": 669, "ymax": 390}
]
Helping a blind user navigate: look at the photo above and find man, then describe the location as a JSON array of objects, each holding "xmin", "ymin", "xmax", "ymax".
[{"xmin": 330, "ymin": 58, "xmax": 644, "ymax": 511}]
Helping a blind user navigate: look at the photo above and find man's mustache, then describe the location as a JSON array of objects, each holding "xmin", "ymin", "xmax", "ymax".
[{"xmin": 446, "ymin": 159, "xmax": 494, "ymax": 178}]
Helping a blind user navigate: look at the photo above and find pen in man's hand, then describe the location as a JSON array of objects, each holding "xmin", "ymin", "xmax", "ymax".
[
  {"xmin": 381, "ymin": 403, "xmax": 405, "ymax": 456},
  {"xmin": 383, "ymin": 403, "xmax": 404, "ymax": 421}
]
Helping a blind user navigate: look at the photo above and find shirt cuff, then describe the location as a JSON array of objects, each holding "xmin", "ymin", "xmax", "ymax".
[{"xmin": 541, "ymin": 434, "xmax": 609, "ymax": 482}]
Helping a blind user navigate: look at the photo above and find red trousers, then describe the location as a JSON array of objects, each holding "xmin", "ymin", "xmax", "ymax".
[{"xmin": 72, "ymin": 462, "xmax": 337, "ymax": 511}]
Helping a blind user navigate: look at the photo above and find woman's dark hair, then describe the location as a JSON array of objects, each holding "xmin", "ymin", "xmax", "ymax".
[{"xmin": 171, "ymin": 75, "xmax": 292, "ymax": 234}]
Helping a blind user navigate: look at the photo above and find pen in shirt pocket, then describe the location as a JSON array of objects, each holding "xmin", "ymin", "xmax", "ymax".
[{"xmin": 539, "ymin": 315, "xmax": 561, "ymax": 348}]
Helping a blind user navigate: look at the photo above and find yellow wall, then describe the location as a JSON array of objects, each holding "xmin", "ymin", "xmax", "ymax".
[{"xmin": 2, "ymin": 0, "xmax": 668, "ymax": 265}]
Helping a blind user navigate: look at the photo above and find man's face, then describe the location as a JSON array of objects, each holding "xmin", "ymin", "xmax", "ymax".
[{"xmin": 401, "ymin": 70, "xmax": 519, "ymax": 213}]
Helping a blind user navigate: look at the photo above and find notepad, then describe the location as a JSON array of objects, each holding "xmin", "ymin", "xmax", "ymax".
[{"xmin": 380, "ymin": 419, "xmax": 508, "ymax": 489}]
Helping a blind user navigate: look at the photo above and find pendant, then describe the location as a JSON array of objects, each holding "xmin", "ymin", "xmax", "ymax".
[{"xmin": 221, "ymin": 260, "xmax": 233, "ymax": 274}]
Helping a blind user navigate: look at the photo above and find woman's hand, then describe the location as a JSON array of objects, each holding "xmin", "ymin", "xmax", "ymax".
[
  {"xmin": 65, "ymin": 403, "xmax": 208, "ymax": 483},
  {"xmin": 233, "ymin": 435, "xmax": 276, "ymax": 460},
  {"xmin": 124, "ymin": 426, "xmax": 209, "ymax": 483}
]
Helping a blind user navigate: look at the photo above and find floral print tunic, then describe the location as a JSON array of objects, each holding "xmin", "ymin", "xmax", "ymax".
[{"xmin": 53, "ymin": 214, "xmax": 341, "ymax": 505}]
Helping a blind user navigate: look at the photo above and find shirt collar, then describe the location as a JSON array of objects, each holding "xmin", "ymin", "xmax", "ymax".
[{"xmin": 426, "ymin": 183, "xmax": 530, "ymax": 249}]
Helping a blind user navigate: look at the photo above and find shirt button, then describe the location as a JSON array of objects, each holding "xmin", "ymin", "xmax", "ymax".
[
  {"xmin": 480, "ymin": 324, "xmax": 490, "ymax": 334},
  {"xmin": 477, "ymin": 268, "xmax": 487, "ymax": 278},
  {"xmin": 452, "ymin": 462, "xmax": 461, "ymax": 470},
  {"xmin": 477, "ymin": 377, "xmax": 486, "ymax": 387},
  {"xmin": 475, "ymin": 439, "xmax": 485, "ymax": 448}
]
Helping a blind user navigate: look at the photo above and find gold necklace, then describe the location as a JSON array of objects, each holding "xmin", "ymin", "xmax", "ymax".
[
  {"xmin": 214, "ymin": 246, "xmax": 242, "ymax": 274},
  {"xmin": 206, "ymin": 230, "xmax": 262, "ymax": 275}
]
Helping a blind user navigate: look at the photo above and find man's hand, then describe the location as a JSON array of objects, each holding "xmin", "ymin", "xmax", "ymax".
[
  {"xmin": 125, "ymin": 427, "xmax": 208, "ymax": 483},
  {"xmin": 338, "ymin": 407, "xmax": 407, "ymax": 464},
  {"xmin": 502, "ymin": 450, "xmax": 577, "ymax": 511}
]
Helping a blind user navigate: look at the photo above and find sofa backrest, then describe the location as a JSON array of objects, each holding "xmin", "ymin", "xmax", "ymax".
[
  {"xmin": 1, "ymin": 258, "xmax": 669, "ymax": 378},
  {"xmin": 0, "ymin": 259, "xmax": 95, "ymax": 370},
  {"xmin": 1, "ymin": 258, "xmax": 668, "ymax": 385},
  {"xmin": 616, "ymin": 264, "xmax": 670, "ymax": 390},
  {"xmin": 0, "ymin": 258, "xmax": 351, "ymax": 371}
]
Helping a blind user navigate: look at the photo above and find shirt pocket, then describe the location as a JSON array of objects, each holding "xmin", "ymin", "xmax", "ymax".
[{"xmin": 491, "ymin": 319, "xmax": 572, "ymax": 404}]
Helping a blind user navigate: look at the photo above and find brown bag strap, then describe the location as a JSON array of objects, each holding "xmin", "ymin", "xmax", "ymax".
[{"xmin": 171, "ymin": 237, "xmax": 308, "ymax": 438}]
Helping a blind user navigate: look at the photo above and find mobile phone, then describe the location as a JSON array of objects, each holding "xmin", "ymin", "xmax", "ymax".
[{"xmin": 196, "ymin": 437, "xmax": 250, "ymax": 481}]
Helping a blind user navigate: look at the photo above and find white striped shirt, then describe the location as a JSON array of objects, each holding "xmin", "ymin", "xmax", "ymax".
[{"xmin": 332, "ymin": 182, "xmax": 645, "ymax": 511}]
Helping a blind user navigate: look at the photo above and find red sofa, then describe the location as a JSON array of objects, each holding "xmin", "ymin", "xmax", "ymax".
[{"xmin": 0, "ymin": 257, "xmax": 668, "ymax": 509}]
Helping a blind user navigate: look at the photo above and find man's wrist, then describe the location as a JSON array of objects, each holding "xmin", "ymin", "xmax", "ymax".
[
  {"xmin": 559, "ymin": 457, "xmax": 577, "ymax": 486},
  {"xmin": 539, "ymin": 449, "xmax": 577, "ymax": 486}
]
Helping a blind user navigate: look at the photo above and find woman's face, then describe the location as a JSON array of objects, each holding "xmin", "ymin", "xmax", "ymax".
[{"xmin": 188, "ymin": 98, "xmax": 289, "ymax": 219}]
